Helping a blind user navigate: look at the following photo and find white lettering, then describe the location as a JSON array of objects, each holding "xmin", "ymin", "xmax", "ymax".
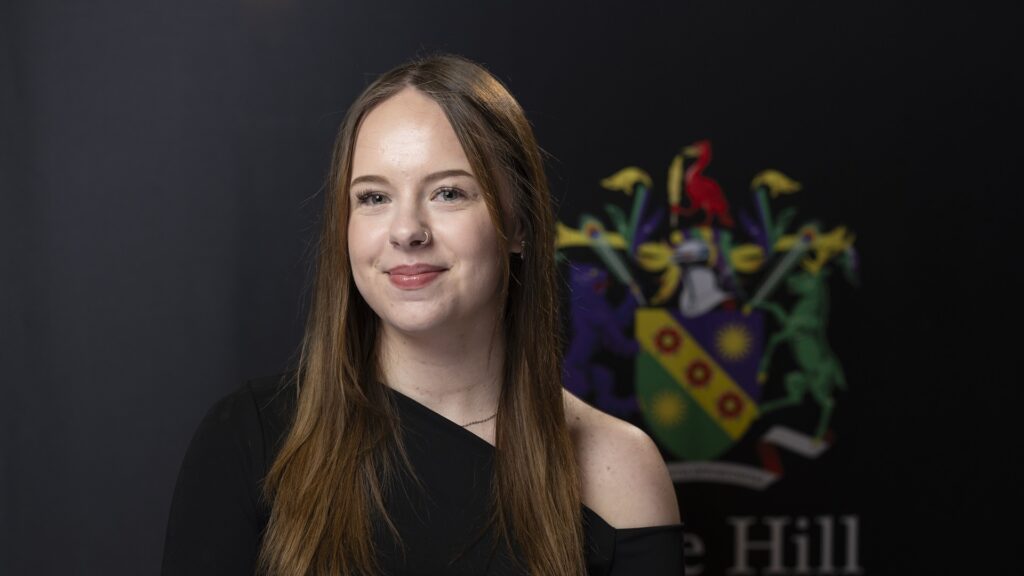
[
  {"xmin": 728, "ymin": 516, "xmax": 788, "ymax": 575},
  {"xmin": 721, "ymin": 515, "xmax": 862, "ymax": 575},
  {"xmin": 683, "ymin": 531, "xmax": 705, "ymax": 575},
  {"xmin": 816, "ymin": 516, "xmax": 835, "ymax": 572},
  {"xmin": 792, "ymin": 517, "xmax": 810, "ymax": 574},
  {"xmin": 840, "ymin": 515, "xmax": 863, "ymax": 574}
]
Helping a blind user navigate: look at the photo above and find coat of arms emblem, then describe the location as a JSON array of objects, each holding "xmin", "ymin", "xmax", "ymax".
[{"xmin": 559, "ymin": 140, "xmax": 858, "ymax": 489}]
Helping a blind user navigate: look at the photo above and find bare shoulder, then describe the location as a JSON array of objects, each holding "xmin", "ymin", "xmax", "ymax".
[{"xmin": 563, "ymin": 390, "xmax": 681, "ymax": 529}]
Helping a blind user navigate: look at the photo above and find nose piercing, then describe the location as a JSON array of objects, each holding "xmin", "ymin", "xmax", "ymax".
[{"xmin": 415, "ymin": 229, "xmax": 430, "ymax": 246}]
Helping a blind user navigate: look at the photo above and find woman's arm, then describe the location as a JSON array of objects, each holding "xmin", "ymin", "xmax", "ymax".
[
  {"xmin": 574, "ymin": 410, "xmax": 681, "ymax": 529},
  {"xmin": 567, "ymin": 390, "xmax": 685, "ymax": 575}
]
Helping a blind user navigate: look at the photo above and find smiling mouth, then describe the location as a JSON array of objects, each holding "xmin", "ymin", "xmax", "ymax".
[{"xmin": 386, "ymin": 265, "xmax": 447, "ymax": 290}]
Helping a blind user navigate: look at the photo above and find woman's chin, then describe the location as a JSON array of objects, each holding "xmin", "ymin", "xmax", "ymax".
[{"xmin": 377, "ymin": 312, "xmax": 451, "ymax": 338}]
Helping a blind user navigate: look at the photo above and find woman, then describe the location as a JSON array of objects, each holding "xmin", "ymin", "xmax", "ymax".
[{"xmin": 162, "ymin": 54, "xmax": 683, "ymax": 576}]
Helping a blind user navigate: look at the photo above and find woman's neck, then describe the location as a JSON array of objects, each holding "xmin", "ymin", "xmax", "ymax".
[{"xmin": 379, "ymin": 323, "xmax": 504, "ymax": 428}]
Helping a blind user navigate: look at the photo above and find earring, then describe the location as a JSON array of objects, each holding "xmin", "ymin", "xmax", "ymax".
[{"xmin": 519, "ymin": 240, "xmax": 526, "ymax": 260}]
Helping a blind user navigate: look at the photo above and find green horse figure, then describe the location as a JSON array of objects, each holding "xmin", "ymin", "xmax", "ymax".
[{"xmin": 756, "ymin": 268, "xmax": 846, "ymax": 439}]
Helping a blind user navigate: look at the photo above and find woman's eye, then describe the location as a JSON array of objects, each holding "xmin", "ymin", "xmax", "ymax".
[
  {"xmin": 356, "ymin": 192, "xmax": 388, "ymax": 205},
  {"xmin": 436, "ymin": 187, "xmax": 464, "ymax": 202}
]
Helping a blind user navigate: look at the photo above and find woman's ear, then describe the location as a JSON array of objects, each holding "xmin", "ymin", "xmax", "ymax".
[{"xmin": 508, "ymin": 218, "xmax": 526, "ymax": 257}]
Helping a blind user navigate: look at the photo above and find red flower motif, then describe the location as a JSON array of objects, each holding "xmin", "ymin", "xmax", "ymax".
[
  {"xmin": 686, "ymin": 360, "xmax": 711, "ymax": 387},
  {"xmin": 717, "ymin": 392, "xmax": 744, "ymax": 419},
  {"xmin": 654, "ymin": 327, "xmax": 682, "ymax": 354}
]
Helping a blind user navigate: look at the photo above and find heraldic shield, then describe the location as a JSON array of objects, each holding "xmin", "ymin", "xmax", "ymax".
[{"xmin": 636, "ymin": 307, "xmax": 765, "ymax": 461}]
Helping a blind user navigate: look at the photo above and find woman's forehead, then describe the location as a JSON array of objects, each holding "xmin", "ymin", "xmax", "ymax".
[{"xmin": 350, "ymin": 88, "xmax": 473, "ymax": 183}]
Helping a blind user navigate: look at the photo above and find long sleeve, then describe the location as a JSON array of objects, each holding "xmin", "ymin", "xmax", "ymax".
[{"xmin": 161, "ymin": 387, "xmax": 267, "ymax": 576}]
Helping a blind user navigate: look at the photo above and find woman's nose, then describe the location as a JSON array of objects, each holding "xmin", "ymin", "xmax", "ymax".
[{"xmin": 388, "ymin": 203, "xmax": 431, "ymax": 248}]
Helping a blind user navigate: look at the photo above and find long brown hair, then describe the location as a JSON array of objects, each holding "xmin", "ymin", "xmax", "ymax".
[{"xmin": 259, "ymin": 54, "xmax": 583, "ymax": 576}]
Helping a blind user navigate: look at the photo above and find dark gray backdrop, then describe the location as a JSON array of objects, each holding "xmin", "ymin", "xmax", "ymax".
[{"xmin": 2, "ymin": 1, "xmax": 1017, "ymax": 574}]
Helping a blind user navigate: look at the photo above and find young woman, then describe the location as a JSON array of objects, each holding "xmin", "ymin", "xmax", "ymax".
[{"xmin": 162, "ymin": 54, "xmax": 683, "ymax": 576}]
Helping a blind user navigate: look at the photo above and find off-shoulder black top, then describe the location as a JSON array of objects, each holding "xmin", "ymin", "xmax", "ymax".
[{"xmin": 161, "ymin": 374, "xmax": 685, "ymax": 575}]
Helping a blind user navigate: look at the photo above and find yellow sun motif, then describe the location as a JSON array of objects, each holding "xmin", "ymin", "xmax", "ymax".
[
  {"xmin": 651, "ymin": 390, "xmax": 687, "ymax": 427},
  {"xmin": 715, "ymin": 323, "xmax": 752, "ymax": 361}
]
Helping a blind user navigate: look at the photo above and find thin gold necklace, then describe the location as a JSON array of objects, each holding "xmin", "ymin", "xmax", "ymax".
[{"xmin": 460, "ymin": 412, "xmax": 497, "ymax": 428}]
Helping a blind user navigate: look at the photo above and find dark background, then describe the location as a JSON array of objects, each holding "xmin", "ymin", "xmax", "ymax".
[{"xmin": 2, "ymin": 1, "xmax": 1017, "ymax": 574}]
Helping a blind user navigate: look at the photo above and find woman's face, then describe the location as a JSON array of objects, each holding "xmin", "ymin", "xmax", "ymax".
[{"xmin": 347, "ymin": 88, "xmax": 508, "ymax": 339}]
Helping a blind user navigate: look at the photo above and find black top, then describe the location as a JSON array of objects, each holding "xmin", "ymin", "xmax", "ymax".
[{"xmin": 162, "ymin": 374, "xmax": 685, "ymax": 575}]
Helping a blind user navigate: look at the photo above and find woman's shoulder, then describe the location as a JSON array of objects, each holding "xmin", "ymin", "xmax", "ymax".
[
  {"xmin": 563, "ymin": 390, "xmax": 681, "ymax": 529},
  {"xmin": 244, "ymin": 371, "xmax": 298, "ymax": 431},
  {"xmin": 163, "ymin": 373, "xmax": 295, "ymax": 574},
  {"xmin": 186, "ymin": 372, "xmax": 297, "ymax": 476},
  {"xmin": 201, "ymin": 371, "xmax": 295, "ymax": 433}
]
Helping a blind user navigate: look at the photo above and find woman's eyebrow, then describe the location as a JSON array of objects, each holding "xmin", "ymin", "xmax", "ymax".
[
  {"xmin": 421, "ymin": 168, "xmax": 473, "ymax": 181},
  {"xmin": 350, "ymin": 174, "xmax": 388, "ymax": 187},
  {"xmin": 350, "ymin": 169, "xmax": 474, "ymax": 188},
  {"xmin": 422, "ymin": 169, "xmax": 474, "ymax": 184}
]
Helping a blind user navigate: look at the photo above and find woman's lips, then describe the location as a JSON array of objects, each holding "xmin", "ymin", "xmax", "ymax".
[{"xmin": 386, "ymin": 265, "xmax": 446, "ymax": 290}]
